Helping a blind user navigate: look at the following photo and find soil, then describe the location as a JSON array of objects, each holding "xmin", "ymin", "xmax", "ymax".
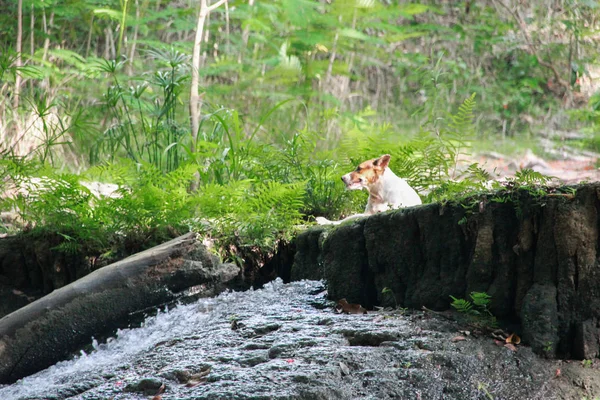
[{"xmin": 473, "ymin": 147, "xmax": 599, "ymax": 185}]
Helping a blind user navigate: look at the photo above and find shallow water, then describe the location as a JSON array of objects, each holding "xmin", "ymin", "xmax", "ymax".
[
  {"xmin": 0, "ymin": 279, "xmax": 426, "ymax": 400},
  {"xmin": 0, "ymin": 278, "xmax": 574, "ymax": 400}
]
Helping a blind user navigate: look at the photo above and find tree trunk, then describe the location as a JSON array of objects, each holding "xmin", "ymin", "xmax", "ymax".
[
  {"xmin": 127, "ymin": 0, "xmax": 140, "ymax": 75},
  {"xmin": 0, "ymin": 233, "xmax": 240, "ymax": 384},
  {"xmin": 238, "ymin": 0, "xmax": 255, "ymax": 63},
  {"xmin": 224, "ymin": 0, "xmax": 230, "ymax": 55},
  {"xmin": 28, "ymin": 4, "xmax": 34, "ymax": 92},
  {"xmin": 41, "ymin": 10, "xmax": 54, "ymax": 64},
  {"xmin": 29, "ymin": 4, "xmax": 34, "ymax": 58},
  {"xmin": 117, "ymin": 0, "xmax": 130, "ymax": 56},
  {"xmin": 189, "ymin": 0, "xmax": 227, "ymax": 154},
  {"xmin": 287, "ymin": 183, "xmax": 600, "ymax": 360},
  {"xmin": 85, "ymin": 15, "xmax": 94, "ymax": 58},
  {"xmin": 13, "ymin": 0, "xmax": 23, "ymax": 111},
  {"xmin": 104, "ymin": 27, "xmax": 110, "ymax": 59}
]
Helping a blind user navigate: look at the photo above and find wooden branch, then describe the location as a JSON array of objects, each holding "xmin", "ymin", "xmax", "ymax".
[
  {"xmin": 0, "ymin": 233, "xmax": 240, "ymax": 383},
  {"xmin": 207, "ymin": 0, "xmax": 227, "ymax": 12}
]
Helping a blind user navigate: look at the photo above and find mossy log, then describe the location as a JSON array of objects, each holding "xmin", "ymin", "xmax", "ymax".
[
  {"xmin": 289, "ymin": 183, "xmax": 600, "ymax": 360},
  {"xmin": 0, "ymin": 233, "xmax": 240, "ymax": 383}
]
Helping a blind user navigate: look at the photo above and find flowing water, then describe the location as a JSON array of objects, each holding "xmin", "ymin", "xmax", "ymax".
[
  {"xmin": 0, "ymin": 279, "xmax": 583, "ymax": 400},
  {"xmin": 0, "ymin": 279, "xmax": 425, "ymax": 399}
]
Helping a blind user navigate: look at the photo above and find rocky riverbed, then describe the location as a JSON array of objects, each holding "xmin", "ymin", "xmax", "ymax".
[{"xmin": 1, "ymin": 279, "xmax": 598, "ymax": 400}]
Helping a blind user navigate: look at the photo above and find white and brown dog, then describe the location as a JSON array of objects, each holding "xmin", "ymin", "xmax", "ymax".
[{"xmin": 316, "ymin": 154, "xmax": 421, "ymax": 225}]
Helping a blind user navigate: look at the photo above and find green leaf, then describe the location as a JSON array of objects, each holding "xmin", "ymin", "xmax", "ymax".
[
  {"xmin": 93, "ymin": 8, "xmax": 135, "ymax": 24},
  {"xmin": 339, "ymin": 28, "xmax": 385, "ymax": 45}
]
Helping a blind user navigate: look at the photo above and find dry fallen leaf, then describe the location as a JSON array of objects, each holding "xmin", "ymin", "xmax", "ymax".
[
  {"xmin": 451, "ymin": 336, "xmax": 467, "ymax": 342},
  {"xmin": 505, "ymin": 333, "xmax": 521, "ymax": 345},
  {"xmin": 504, "ymin": 343, "xmax": 517, "ymax": 352},
  {"xmin": 183, "ymin": 366, "xmax": 211, "ymax": 387},
  {"xmin": 185, "ymin": 378, "xmax": 207, "ymax": 388},
  {"xmin": 491, "ymin": 329, "xmax": 508, "ymax": 341},
  {"xmin": 190, "ymin": 366, "xmax": 211, "ymax": 380},
  {"xmin": 554, "ymin": 368, "xmax": 561, "ymax": 378},
  {"xmin": 339, "ymin": 361, "xmax": 350, "ymax": 376},
  {"xmin": 157, "ymin": 383, "xmax": 166, "ymax": 395},
  {"xmin": 335, "ymin": 298, "xmax": 367, "ymax": 314}
]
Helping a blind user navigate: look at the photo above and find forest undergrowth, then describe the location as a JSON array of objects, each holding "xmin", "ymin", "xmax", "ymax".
[{"xmin": 0, "ymin": 0, "xmax": 598, "ymax": 266}]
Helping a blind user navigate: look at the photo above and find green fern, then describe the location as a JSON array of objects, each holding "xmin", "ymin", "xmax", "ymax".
[
  {"xmin": 450, "ymin": 296, "xmax": 474, "ymax": 314},
  {"xmin": 470, "ymin": 292, "xmax": 492, "ymax": 309},
  {"xmin": 449, "ymin": 93, "xmax": 476, "ymax": 137},
  {"xmin": 450, "ymin": 292, "xmax": 495, "ymax": 324},
  {"xmin": 511, "ymin": 168, "xmax": 553, "ymax": 187}
]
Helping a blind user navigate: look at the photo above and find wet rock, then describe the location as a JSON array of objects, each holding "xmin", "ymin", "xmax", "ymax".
[
  {"xmin": 268, "ymin": 344, "xmax": 290, "ymax": 359},
  {"xmin": 268, "ymin": 338, "xmax": 318, "ymax": 359},
  {"xmin": 252, "ymin": 323, "xmax": 281, "ymax": 336},
  {"xmin": 123, "ymin": 377, "xmax": 164, "ymax": 395},
  {"xmin": 243, "ymin": 342, "xmax": 272, "ymax": 350},
  {"xmin": 1, "ymin": 280, "xmax": 599, "ymax": 400},
  {"xmin": 379, "ymin": 341, "xmax": 412, "ymax": 350},
  {"xmin": 338, "ymin": 329, "xmax": 401, "ymax": 347},
  {"xmin": 291, "ymin": 374, "xmax": 311, "ymax": 383},
  {"xmin": 238, "ymin": 352, "xmax": 269, "ymax": 367},
  {"xmin": 316, "ymin": 317, "xmax": 333, "ymax": 326},
  {"xmin": 159, "ymin": 368, "xmax": 191, "ymax": 383}
]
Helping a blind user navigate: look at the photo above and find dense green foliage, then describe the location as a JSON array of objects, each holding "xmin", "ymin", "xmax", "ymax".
[{"xmin": 0, "ymin": 0, "xmax": 598, "ymax": 263}]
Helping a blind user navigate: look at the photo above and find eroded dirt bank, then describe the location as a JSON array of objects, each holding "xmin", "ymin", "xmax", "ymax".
[{"xmin": 287, "ymin": 183, "xmax": 600, "ymax": 360}]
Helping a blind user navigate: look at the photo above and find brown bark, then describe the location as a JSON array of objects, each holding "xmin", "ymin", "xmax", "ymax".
[{"xmin": 288, "ymin": 183, "xmax": 600, "ymax": 360}]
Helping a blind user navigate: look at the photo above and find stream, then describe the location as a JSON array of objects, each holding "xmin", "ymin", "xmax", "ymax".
[{"xmin": 0, "ymin": 279, "xmax": 595, "ymax": 400}]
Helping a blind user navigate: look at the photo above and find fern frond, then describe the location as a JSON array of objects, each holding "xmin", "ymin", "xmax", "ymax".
[
  {"xmin": 450, "ymin": 295, "xmax": 473, "ymax": 314},
  {"xmin": 449, "ymin": 92, "xmax": 476, "ymax": 138},
  {"xmin": 470, "ymin": 292, "xmax": 492, "ymax": 308}
]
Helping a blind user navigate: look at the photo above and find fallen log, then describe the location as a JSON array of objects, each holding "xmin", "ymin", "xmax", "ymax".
[{"xmin": 0, "ymin": 232, "xmax": 240, "ymax": 384}]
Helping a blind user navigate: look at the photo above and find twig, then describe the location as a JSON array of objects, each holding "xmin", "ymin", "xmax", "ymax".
[{"xmin": 207, "ymin": 0, "xmax": 227, "ymax": 12}]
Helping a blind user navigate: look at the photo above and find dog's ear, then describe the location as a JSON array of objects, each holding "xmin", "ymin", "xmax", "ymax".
[{"xmin": 374, "ymin": 154, "xmax": 391, "ymax": 169}]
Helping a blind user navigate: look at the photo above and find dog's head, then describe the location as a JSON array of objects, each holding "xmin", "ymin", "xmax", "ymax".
[{"xmin": 341, "ymin": 154, "xmax": 391, "ymax": 190}]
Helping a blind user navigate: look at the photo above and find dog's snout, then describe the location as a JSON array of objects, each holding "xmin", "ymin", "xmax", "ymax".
[{"xmin": 341, "ymin": 174, "xmax": 350, "ymax": 184}]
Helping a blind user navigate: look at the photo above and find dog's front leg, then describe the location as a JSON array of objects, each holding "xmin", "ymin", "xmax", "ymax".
[
  {"xmin": 316, "ymin": 216, "xmax": 338, "ymax": 225},
  {"xmin": 316, "ymin": 214, "xmax": 366, "ymax": 225}
]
